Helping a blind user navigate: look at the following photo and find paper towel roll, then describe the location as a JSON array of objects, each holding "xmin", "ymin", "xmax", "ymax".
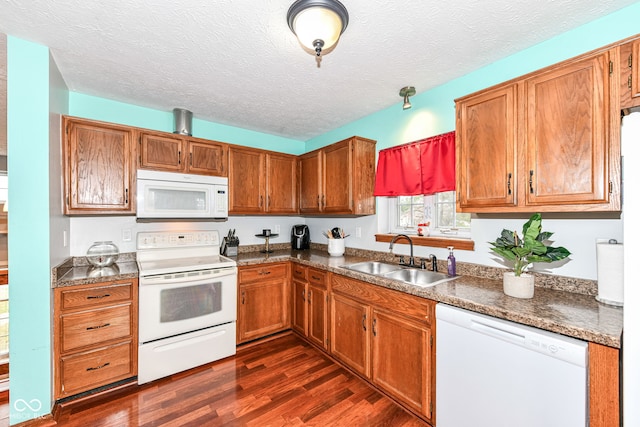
[{"xmin": 596, "ymin": 239, "xmax": 624, "ymax": 306}]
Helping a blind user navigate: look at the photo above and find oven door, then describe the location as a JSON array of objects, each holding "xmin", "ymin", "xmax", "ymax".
[{"xmin": 139, "ymin": 267, "xmax": 237, "ymax": 343}]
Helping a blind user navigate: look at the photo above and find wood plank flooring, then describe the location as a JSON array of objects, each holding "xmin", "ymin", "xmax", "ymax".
[{"xmin": 43, "ymin": 334, "xmax": 426, "ymax": 426}]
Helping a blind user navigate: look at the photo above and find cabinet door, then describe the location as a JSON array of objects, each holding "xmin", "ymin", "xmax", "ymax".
[
  {"xmin": 266, "ymin": 153, "xmax": 298, "ymax": 214},
  {"xmin": 237, "ymin": 280, "xmax": 289, "ymax": 343},
  {"xmin": 372, "ymin": 310, "xmax": 431, "ymax": 420},
  {"xmin": 187, "ymin": 140, "xmax": 227, "ymax": 176},
  {"xmin": 308, "ymin": 284, "xmax": 328, "ymax": 350},
  {"xmin": 139, "ymin": 132, "xmax": 183, "ymax": 172},
  {"xmin": 64, "ymin": 118, "xmax": 135, "ymax": 214},
  {"xmin": 228, "ymin": 147, "xmax": 265, "ymax": 214},
  {"xmin": 456, "ymin": 84, "xmax": 518, "ymax": 210},
  {"xmin": 620, "ymin": 39, "xmax": 640, "ymax": 109},
  {"xmin": 299, "ymin": 151, "xmax": 323, "ymax": 214},
  {"xmin": 524, "ymin": 52, "xmax": 610, "ymax": 206},
  {"xmin": 330, "ymin": 293, "xmax": 370, "ymax": 378},
  {"xmin": 292, "ymin": 280, "xmax": 307, "ymax": 335},
  {"xmin": 323, "ymin": 140, "xmax": 353, "ymax": 214}
]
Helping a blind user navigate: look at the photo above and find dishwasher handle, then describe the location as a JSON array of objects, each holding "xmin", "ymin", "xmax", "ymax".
[{"xmin": 471, "ymin": 319, "xmax": 526, "ymax": 346}]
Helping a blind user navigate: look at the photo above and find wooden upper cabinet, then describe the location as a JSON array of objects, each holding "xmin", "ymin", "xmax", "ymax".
[
  {"xmin": 299, "ymin": 136, "xmax": 376, "ymax": 216},
  {"xmin": 63, "ymin": 116, "xmax": 135, "ymax": 215},
  {"xmin": 266, "ymin": 153, "xmax": 298, "ymax": 214},
  {"xmin": 228, "ymin": 146, "xmax": 297, "ymax": 215},
  {"xmin": 138, "ymin": 131, "xmax": 227, "ymax": 176},
  {"xmin": 299, "ymin": 151, "xmax": 323, "ymax": 214},
  {"xmin": 187, "ymin": 139, "xmax": 227, "ymax": 176},
  {"xmin": 620, "ymin": 38, "xmax": 640, "ymax": 110},
  {"xmin": 139, "ymin": 132, "xmax": 183, "ymax": 172},
  {"xmin": 524, "ymin": 52, "xmax": 611, "ymax": 207},
  {"xmin": 456, "ymin": 48, "xmax": 620, "ymax": 213},
  {"xmin": 457, "ymin": 84, "xmax": 518, "ymax": 209},
  {"xmin": 228, "ymin": 146, "xmax": 265, "ymax": 214}
]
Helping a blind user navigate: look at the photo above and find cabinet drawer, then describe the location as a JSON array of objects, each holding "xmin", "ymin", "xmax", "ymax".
[
  {"xmin": 292, "ymin": 264, "xmax": 308, "ymax": 281},
  {"xmin": 60, "ymin": 341, "xmax": 134, "ymax": 397},
  {"xmin": 239, "ymin": 263, "xmax": 288, "ymax": 283},
  {"xmin": 61, "ymin": 304, "xmax": 132, "ymax": 353},
  {"xmin": 60, "ymin": 283, "xmax": 132, "ymax": 310},
  {"xmin": 308, "ymin": 268, "xmax": 327, "ymax": 288}
]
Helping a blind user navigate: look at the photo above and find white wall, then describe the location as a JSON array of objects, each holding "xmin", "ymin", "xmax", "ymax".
[
  {"xmin": 48, "ymin": 52, "xmax": 69, "ymax": 268},
  {"xmin": 69, "ymin": 215, "xmax": 307, "ymax": 256}
]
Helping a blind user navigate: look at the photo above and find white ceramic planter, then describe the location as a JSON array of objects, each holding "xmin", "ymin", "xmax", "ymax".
[{"xmin": 503, "ymin": 272, "xmax": 535, "ymax": 299}]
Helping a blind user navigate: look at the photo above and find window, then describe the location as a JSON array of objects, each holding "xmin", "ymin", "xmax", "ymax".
[{"xmin": 390, "ymin": 191, "xmax": 471, "ymax": 237}]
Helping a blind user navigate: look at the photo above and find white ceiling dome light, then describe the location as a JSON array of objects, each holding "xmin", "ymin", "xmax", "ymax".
[{"xmin": 287, "ymin": 0, "xmax": 349, "ymax": 65}]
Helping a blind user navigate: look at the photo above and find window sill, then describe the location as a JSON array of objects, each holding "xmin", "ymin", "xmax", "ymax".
[{"xmin": 375, "ymin": 234, "xmax": 475, "ymax": 251}]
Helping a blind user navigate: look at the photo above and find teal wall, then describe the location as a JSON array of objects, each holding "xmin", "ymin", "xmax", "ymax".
[
  {"xmin": 69, "ymin": 93, "xmax": 306, "ymax": 155},
  {"xmin": 7, "ymin": 37, "xmax": 52, "ymax": 423},
  {"xmin": 306, "ymin": 2, "xmax": 640, "ymax": 151}
]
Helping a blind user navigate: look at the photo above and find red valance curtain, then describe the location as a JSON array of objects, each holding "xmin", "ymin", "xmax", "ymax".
[{"xmin": 373, "ymin": 131, "xmax": 455, "ymax": 196}]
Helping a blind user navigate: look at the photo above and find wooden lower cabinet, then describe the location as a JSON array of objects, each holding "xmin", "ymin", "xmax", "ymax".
[
  {"xmin": 292, "ymin": 265, "xmax": 329, "ymax": 351},
  {"xmin": 372, "ymin": 310, "xmax": 431, "ymax": 416},
  {"xmin": 53, "ymin": 279, "xmax": 138, "ymax": 400},
  {"xmin": 330, "ymin": 274, "xmax": 435, "ymax": 423},
  {"xmin": 589, "ymin": 342, "xmax": 620, "ymax": 427},
  {"xmin": 237, "ymin": 263, "xmax": 290, "ymax": 344}
]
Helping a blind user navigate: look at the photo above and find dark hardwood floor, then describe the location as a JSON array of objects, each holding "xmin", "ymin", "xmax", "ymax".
[{"xmin": 17, "ymin": 334, "xmax": 426, "ymax": 426}]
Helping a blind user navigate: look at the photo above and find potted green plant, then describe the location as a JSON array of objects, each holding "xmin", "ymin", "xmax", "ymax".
[{"xmin": 489, "ymin": 213, "xmax": 571, "ymax": 298}]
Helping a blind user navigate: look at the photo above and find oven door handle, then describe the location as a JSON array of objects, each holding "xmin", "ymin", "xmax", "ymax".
[{"xmin": 140, "ymin": 269, "xmax": 237, "ymax": 286}]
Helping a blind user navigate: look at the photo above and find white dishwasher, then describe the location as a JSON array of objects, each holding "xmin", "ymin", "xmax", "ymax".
[{"xmin": 436, "ymin": 304, "xmax": 588, "ymax": 427}]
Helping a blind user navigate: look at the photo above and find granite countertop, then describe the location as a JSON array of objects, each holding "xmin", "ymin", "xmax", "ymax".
[
  {"xmin": 235, "ymin": 249, "xmax": 623, "ymax": 348},
  {"xmin": 53, "ymin": 252, "xmax": 139, "ymax": 288},
  {"xmin": 51, "ymin": 248, "xmax": 622, "ymax": 348}
]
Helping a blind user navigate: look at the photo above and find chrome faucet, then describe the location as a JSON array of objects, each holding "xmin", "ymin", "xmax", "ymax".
[{"xmin": 389, "ymin": 234, "xmax": 416, "ymax": 267}]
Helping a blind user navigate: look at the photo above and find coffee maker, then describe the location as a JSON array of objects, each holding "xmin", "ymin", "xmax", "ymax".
[{"xmin": 291, "ymin": 225, "xmax": 310, "ymax": 250}]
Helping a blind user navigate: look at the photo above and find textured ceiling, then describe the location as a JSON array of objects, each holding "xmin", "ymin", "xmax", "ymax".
[{"xmin": 0, "ymin": 0, "xmax": 636, "ymax": 141}]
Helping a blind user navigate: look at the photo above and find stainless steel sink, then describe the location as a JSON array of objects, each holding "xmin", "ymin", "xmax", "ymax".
[
  {"xmin": 340, "ymin": 261, "xmax": 458, "ymax": 287},
  {"xmin": 382, "ymin": 269, "xmax": 456, "ymax": 287},
  {"xmin": 340, "ymin": 261, "xmax": 403, "ymax": 275}
]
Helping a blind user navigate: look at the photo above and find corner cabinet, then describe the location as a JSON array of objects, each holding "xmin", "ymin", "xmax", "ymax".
[
  {"xmin": 62, "ymin": 116, "xmax": 136, "ymax": 215},
  {"xmin": 456, "ymin": 48, "xmax": 621, "ymax": 213},
  {"xmin": 53, "ymin": 279, "xmax": 138, "ymax": 399},
  {"xmin": 138, "ymin": 130, "xmax": 227, "ymax": 176},
  {"xmin": 299, "ymin": 136, "xmax": 376, "ymax": 216},
  {"xmin": 330, "ymin": 274, "xmax": 435, "ymax": 423},
  {"xmin": 228, "ymin": 146, "xmax": 298, "ymax": 215},
  {"xmin": 237, "ymin": 263, "xmax": 291, "ymax": 344}
]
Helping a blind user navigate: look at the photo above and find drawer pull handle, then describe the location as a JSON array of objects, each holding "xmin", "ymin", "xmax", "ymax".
[
  {"xmin": 373, "ymin": 318, "xmax": 377, "ymax": 337},
  {"xmin": 87, "ymin": 294, "xmax": 111, "ymax": 299},
  {"xmin": 87, "ymin": 362, "xmax": 110, "ymax": 371},
  {"xmin": 86, "ymin": 323, "xmax": 110, "ymax": 330},
  {"xmin": 362, "ymin": 314, "xmax": 366, "ymax": 331},
  {"xmin": 260, "ymin": 270, "xmax": 271, "ymax": 275},
  {"xmin": 311, "ymin": 275, "xmax": 321, "ymax": 281},
  {"xmin": 301, "ymin": 289, "xmax": 306, "ymax": 302}
]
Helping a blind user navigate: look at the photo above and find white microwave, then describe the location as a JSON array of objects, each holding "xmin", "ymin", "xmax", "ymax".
[{"xmin": 136, "ymin": 170, "xmax": 228, "ymax": 220}]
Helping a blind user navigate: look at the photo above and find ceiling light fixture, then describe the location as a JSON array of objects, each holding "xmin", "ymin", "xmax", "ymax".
[
  {"xmin": 287, "ymin": 0, "xmax": 349, "ymax": 64},
  {"xmin": 399, "ymin": 86, "xmax": 416, "ymax": 110}
]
